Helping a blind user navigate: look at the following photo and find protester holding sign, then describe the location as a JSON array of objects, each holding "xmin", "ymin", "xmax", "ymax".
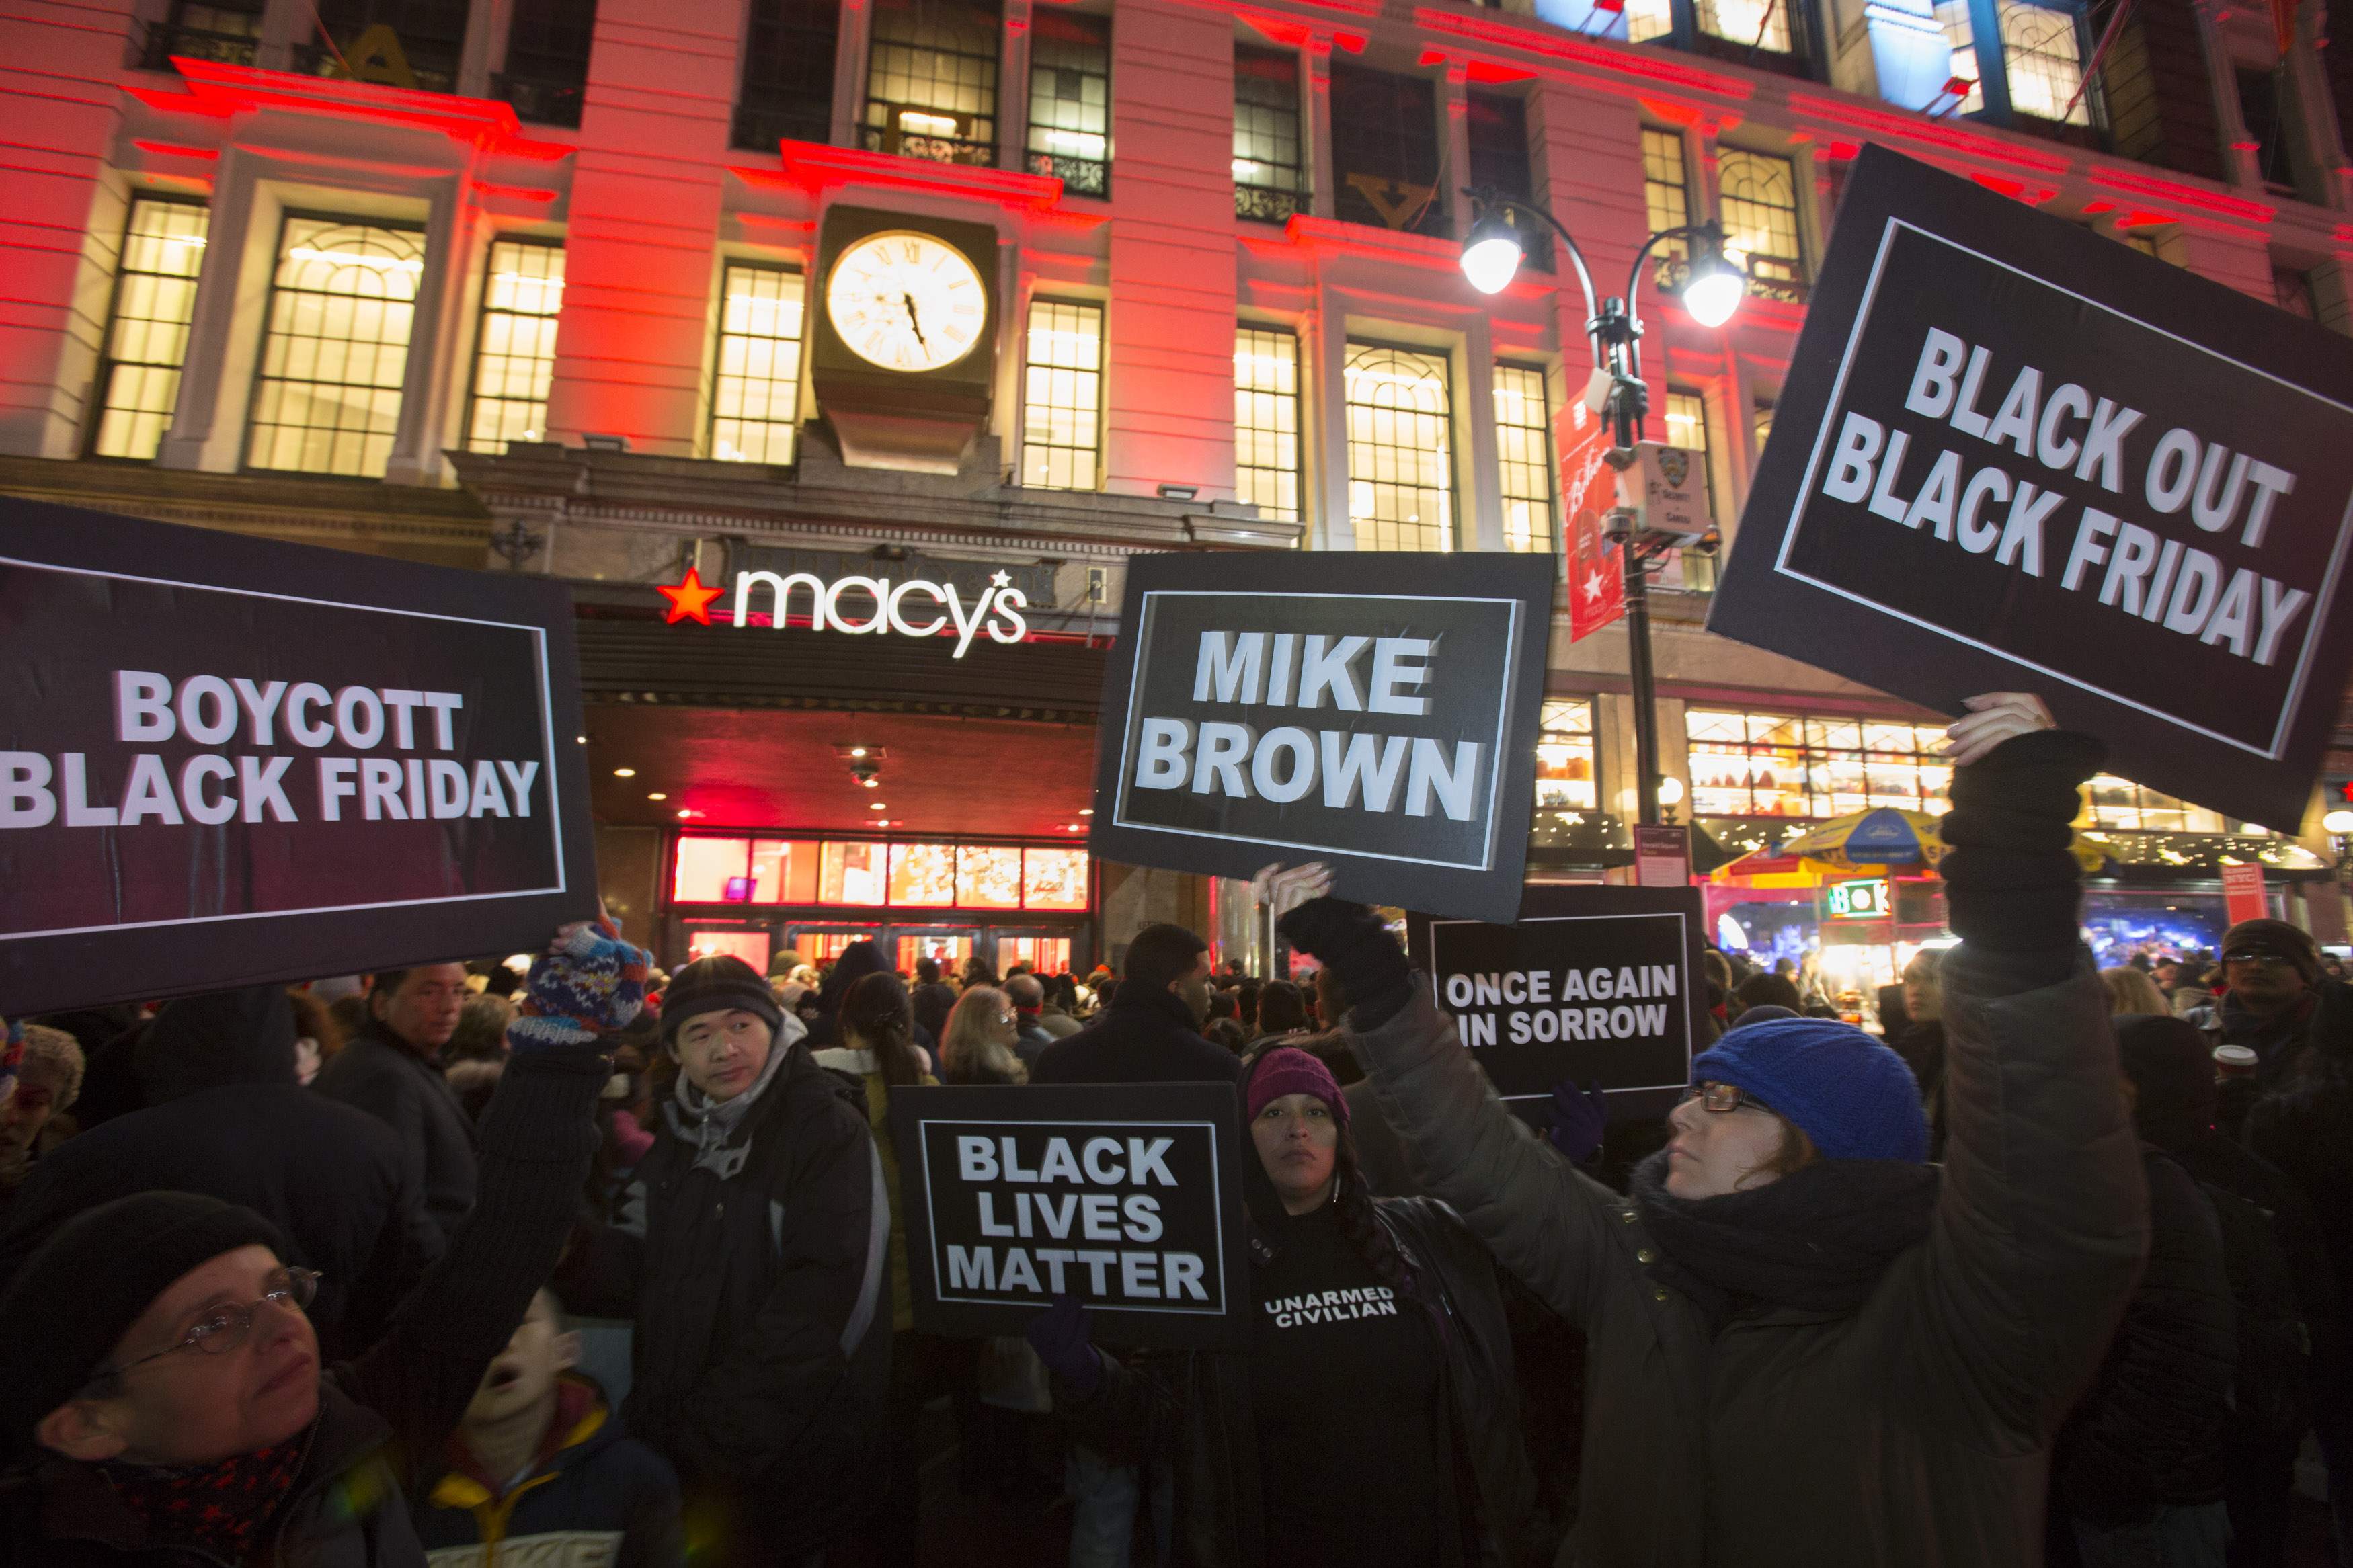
[
  {"xmin": 1025, "ymin": 1043, "xmax": 1552, "ymax": 1567},
  {"xmin": 625, "ymin": 954, "xmax": 891, "ymax": 1567},
  {"xmin": 0, "ymin": 919, "xmax": 644, "ymax": 1567},
  {"xmin": 1278, "ymin": 694, "xmax": 2148, "ymax": 1567}
]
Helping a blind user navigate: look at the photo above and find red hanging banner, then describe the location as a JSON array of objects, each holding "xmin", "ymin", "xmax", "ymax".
[{"xmin": 1561, "ymin": 412, "xmax": 1624, "ymax": 643}]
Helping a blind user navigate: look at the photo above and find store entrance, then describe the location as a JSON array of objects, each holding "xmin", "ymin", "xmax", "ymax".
[
  {"xmin": 895, "ymin": 928, "xmax": 979, "ymax": 976},
  {"xmin": 786, "ymin": 925, "xmax": 888, "ymax": 967},
  {"xmin": 992, "ymin": 929, "xmax": 1074, "ymax": 976}
]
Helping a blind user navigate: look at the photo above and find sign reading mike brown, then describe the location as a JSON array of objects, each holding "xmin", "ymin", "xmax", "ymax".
[
  {"xmin": 0, "ymin": 500, "xmax": 596, "ymax": 1014},
  {"xmin": 1710, "ymin": 143, "xmax": 2353, "ymax": 831},
  {"xmin": 1090, "ymin": 552, "xmax": 1553, "ymax": 924}
]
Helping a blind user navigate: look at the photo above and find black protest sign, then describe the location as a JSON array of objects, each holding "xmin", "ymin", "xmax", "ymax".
[
  {"xmin": 0, "ymin": 500, "xmax": 595, "ymax": 1014},
  {"xmin": 1408, "ymin": 884, "xmax": 1706, "ymax": 1123},
  {"xmin": 1090, "ymin": 552, "xmax": 1552, "ymax": 923},
  {"xmin": 1709, "ymin": 142, "xmax": 2353, "ymax": 831},
  {"xmin": 891, "ymin": 1083, "xmax": 1250, "ymax": 1348}
]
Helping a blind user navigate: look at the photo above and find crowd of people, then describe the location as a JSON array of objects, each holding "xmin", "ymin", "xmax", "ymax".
[{"xmin": 5, "ymin": 692, "xmax": 2353, "ymax": 1567}]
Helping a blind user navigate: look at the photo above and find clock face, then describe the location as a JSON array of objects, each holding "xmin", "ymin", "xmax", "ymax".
[{"xmin": 825, "ymin": 231, "xmax": 990, "ymax": 373}]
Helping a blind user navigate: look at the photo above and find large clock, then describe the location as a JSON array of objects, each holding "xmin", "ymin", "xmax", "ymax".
[{"xmin": 826, "ymin": 231, "xmax": 988, "ymax": 373}]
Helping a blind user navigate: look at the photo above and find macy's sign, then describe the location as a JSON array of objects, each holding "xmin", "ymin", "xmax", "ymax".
[{"xmin": 659, "ymin": 565, "xmax": 1030, "ymax": 657}]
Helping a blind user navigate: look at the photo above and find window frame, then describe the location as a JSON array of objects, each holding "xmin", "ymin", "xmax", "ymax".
[
  {"xmin": 1713, "ymin": 146, "xmax": 1808, "ymax": 302},
  {"xmin": 1534, "ymin": 698, "xmax": 1601, "ymax": 815},
  {"xmin": 1493, "ymin": 361, "xmax": 1557, "ymax": 555},
  {"xmin": 1233, "ymin": 44, "xmax": 1305, "ymax": 224},
  {"xmin": 243, "ymin": 209, "xmax": 427, "ymax": 480},
  {"xmin": 1343, "ymin": 338, "xmax": 1457, "ymax": 553},
  {"xmin": 1234, "ymin": 323, "xmax": 1303, "ymax": 524},
  {"xmin": 1025, "ymin": 9, "xmax": 1111, "ymax": 198},
  {"xmin": 1684, "ymin": 708, "xmax": 1955, "ymax": 821},
  {"xmin": 87, "ymin": 192, "xmax": 211, "ymax": 463},
  {"xmin": 860, "ymin": 0, "xmax": 1002, "ymax": 168},
  {"xmin": 732, "ymin": 0, "xmax": 841, "ymax": 149},
  {"xmin": 669, "ymin": 833, "xmax": 1094, "ymax": 911},
  {"xmin": 1021, "ymin": 296, "xmax": 1105, "ymax": 491},
  {"xmin": 1327, "ymin": 62, "xmax": 1449, "ymax": 241},
  {"xmin": 463, "ymin": 235, "xmax": 565, "ymax": 456},
  {"xmin": 708, "ymin": 257, "xmax": 808, "ymax": 466}
]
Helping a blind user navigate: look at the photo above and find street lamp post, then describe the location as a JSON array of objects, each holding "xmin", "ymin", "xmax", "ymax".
[{"xmin": 1460, "ymin": 194, "xmax": 1747, "ymax": 828}]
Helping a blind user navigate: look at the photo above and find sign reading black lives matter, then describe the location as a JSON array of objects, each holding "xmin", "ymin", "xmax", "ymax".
[
  {"xmin": 1710, "ymin": 144, "xmax": 2353, "ymax": 831},
  {"xmin": 1408, "ymin": 885, "xmax": 1706, "ymax": 1123},
  {"xmin": 891, "ymin": 1083, "xmax": 1250, "ymax": 1348},
  {"xmin": 1090, "ymin": 552, "xmax": 1553, "ymax": 923},
  {"xmin": 0, "ymin": 500, "xmax": 596, "ymax": 1014}
]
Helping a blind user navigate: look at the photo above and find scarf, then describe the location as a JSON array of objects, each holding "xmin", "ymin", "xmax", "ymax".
[
  {"xmin": 1630, "ymin": 1151, "xmax": 1939, "ymax": 1329},
  {"xmin": 665, "ymin": 1018, "xmax": 802, "ymax": 1178},
  {"xmin": 102, "ymin": 1426, "xmax": 311, "ymax": 1562}
]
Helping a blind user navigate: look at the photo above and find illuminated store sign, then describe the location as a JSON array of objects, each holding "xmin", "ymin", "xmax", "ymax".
[{"xmin": 659, "ymin": 565, "xmax": 1030, "ymax": 657}]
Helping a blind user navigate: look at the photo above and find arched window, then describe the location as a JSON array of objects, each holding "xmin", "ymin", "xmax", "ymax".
[
  {"xmin": 247, "ymin": 217, "xmax": 423, "ymax": 477},
  {"xmin": 1345, "ymin": 343, "xmax": 1453, "ymax": 552}
]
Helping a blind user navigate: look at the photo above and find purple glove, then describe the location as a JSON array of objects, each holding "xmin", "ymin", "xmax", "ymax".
[
  {"xmin": 1548, "ymin": 1078, "xmax": 1609, "ymax": 1166},
  {"xmin": 1025, "ymin": 1293, "xmax": 1101, "ymax": 1395}
]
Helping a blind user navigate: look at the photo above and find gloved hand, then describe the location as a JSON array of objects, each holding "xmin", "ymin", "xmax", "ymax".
[
  {"xmin": 508, "ymin": 917, "xmax": 654, "ymax": 1050},
  {"xmin": 1938, "ymin": 696, "xmax": 2104, "ymax": 955},
  {"xmin": 1547, "ymin": 1078, "xmax": 1609, "ymax": 1166},
  {"xmin": 1275, "ymin": 898, "xmax": 1410, "ymax": 1026},
  {"xmin": 1025, "ymin": 1293, "xmax": 1102, "ymax": 1396}
]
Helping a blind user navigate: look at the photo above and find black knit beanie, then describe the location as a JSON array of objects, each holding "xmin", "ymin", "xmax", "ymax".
[
  {"xmin": 660, "ymin": 955, "xmax": 785, "ymax": 1044},
  {"xmin": 2220, "ymin": 918, "xmax": 2321, "ymax": 984},
  {"xmin": 0, "ymin": 1192, "xmax": 286, "ymax": 1458}
]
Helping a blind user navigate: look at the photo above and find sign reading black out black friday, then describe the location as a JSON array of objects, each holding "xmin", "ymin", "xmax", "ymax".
[
  {"xmin": 1710, "ymin": 143, "xmax": 2353, "ymax": 831},
  {"xmin": 1089, "ymin": 552, "xmax": 1554, "ymax": 924},
  {"xmin": 1407, "ymin": 884, "xmax": 1707, "ymax": 1124},
  {"xmin": 0, "ymin": 499, "xmax": 596, "ymax": 1015},
  {"xmin": 891, "ymin": 1083, "xmax": 1250, "ymax": 1348}
]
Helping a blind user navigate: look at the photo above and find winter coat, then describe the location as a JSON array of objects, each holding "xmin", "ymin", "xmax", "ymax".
[
  {"xmin": 411, "ymin": 1373, "xmax": 684, "ymax": 1567},
  {"xmin": 1344, "ymin": 948, "xmax": 2147, "ymax": 1568},
  {"xmin": 1032, "ymin": 988, "xmax": 1241, "ymax": 1085},
  {"xmin": 811, "ymin": 1046, "xmax": 938, "ymax": 1335},
  {"xmin": 315, "ymin": 1020, "xmax": 481, "ymax": 1251},
  {"xmin": 1037, "ymin": 1004, "xmax": 1084, "ymax": 1040},
  {"xmin": 625, "ymin": 1038, "xmax": 891, "ymax": 1560},
  {"xmin": 2050, "ymin": 1148, "xmax": 2236, "ymax": 1524},
  {"xmin": 0, "ymin": 1044, "xmax": 611, "ymax": 1568},
  {"xmin": 1057, "ymin": 1195, "xmax": 1555, "ymax": 1568},
  {"xmin": 2188, "ymin": 977, "xmax": 2353, "ymax": 1091},
  {"xmin": 910, "ymin": 982, "xmax": 958, "ymax": 1043}
]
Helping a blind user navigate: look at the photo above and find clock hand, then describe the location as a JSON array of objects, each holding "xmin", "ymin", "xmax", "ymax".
[{"xmin": 900, "ymin": 293, "xmax": 928, "ymax": 349}]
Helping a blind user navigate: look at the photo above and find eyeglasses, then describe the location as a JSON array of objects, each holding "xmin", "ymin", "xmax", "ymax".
[
  {"xmin": 2223, "ymin": 951, "xmax": 2297, "ymax": 970},
  {"xmin": 93, "ymin": 1267, "xmax": 320, "ymax": 1383},
  {"xmin": 996, "ymin": 1012, "xmax": 1017, "ymax": 1026},
  {"xmin": 1681, "ymin": 1081, "xmax": 1768, "ymax": 1114}
]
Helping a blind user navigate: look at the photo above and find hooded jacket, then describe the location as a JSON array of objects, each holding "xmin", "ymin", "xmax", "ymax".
[
  {"xmin": 411, "ymin": 1373, "xmax": 683, "ymax": 1567},
  {"xmin": 1341, "ymin": 947, "xmax": 2146, "ymax": 1568},
  {"xmin": 0, "ymin": 1042, "xmax": 610, "ymax": 1568},
  {"xmin": 625, "ymin": 1024, "xmax": 891, "ymax": 1559},
  {"xmin": 315, "ymin": 1016, "xmax": 481, "ymax": 1253},
  {"xmin": 1032, "ymin": 987, "xmax": 1241, "ymax": 1086},
  {"xmin": 0, "ymin": 988, "xmax": 439, "ymax": 1357}
]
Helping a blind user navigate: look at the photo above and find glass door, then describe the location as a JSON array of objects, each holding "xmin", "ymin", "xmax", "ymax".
[
  {"xmin": 895, "ymin": 928, "xmax": 978, "ymax": 975},
  {"xmin": 787, "ymin": 925, "xmax": 885, "ymax": 967},
  {"xmin": 681, "ymin": 920, "xmax": 774, "ymax": 973},
  {"xmin": 992, "ymin": 930, "xmax": 1075, "ymax": 975}
]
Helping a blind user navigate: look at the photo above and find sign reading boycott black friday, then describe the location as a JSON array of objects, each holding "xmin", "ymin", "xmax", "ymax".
[
  {"xmin": 1090, "ymin": 552, "xmax": 1552, "ymax": 923},
  {"xmin": 1709, "ymin": 143, "xmax": 2353, "ymax": 831},
  {"xmin": 891, "ymin": 1083, "xmax": 1250, "ymax": 1348},
  {"xmin": 1407, "ymin": 885, "xmax": 1706, "ymax": 1122},
  {"xmin": 0, "ymin": 499, "xmax": 595, "ymax": 1014}
]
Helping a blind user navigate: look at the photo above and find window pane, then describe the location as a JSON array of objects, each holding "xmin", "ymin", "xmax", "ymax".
[
  {"xmin": 1346, "ymin": 343, "xmax": 1453, "ymax": 551},
  {"xmin": 466, "ymin": 239, "xmax": 565, "ymax": 454},
  {"xmin": 1684, "ymin": 708, "xmax": 1952, "ymax": 819},
  {"xmin": 1626, "ymin": 0, "xmax": 1673, "ymax": 42},
  {"xmin": 2002, "ymin": 0, "xmax": 2089, "ymax": 126},
  {"xmin": 820, "ymin": 841, "xmax": 890, "ymax": 905},
  {"xmin": 888, "ymin": 842, "xmax": 958, "ymax": 905},
  {"xmin": 1641, "ymin": 129, "xmax": 1690, "ymax": 282},
  {"xmin": 750, "ymin": 839, "xmax": 821, "ymax": 904},
  {"xmin": 684, "ymin": 927, "xmax": 772, "ymax": 970},
  {"xmin": 1536, "ymin": 698, "xmax": 1597, "ymax": 811},
  {"xmin": 1716, "ymin": 150, "xmax": 1806, "ymax": 296},
  {"xmin": 246, "ymin": 216, "xmax": 422, "ymax": 478},
  {"xmin": 93, "ymin": 197, "xmax": 211, "ymax": 461},
  {"xmin": 1235, "ymin": 325, "xmax": 1301, "ymax": 522},
  {"xmin": 1023, "ymin": 847, "xmax": 1090, "ymax": 909},
  {"xmin": 1234, "ymin": 46, "xmax": 1304, "ymax": 223},
  {"xmin": 711, "ymin": 262, "xmax": 804, "ymax": 464},
  {"xmin": 1022, "ymin": 300, "xmax": 1102, "ymax": 489},
  {"xmin": 1494, "ymin": 363, "xmax": 1556, "ymax": 554},
  {"xmin": 958, "ymin": 845, "xmax": 1023, "ymax": 907},
  {"xmin": 861, "ymin": 0, "xmax": 999, "ymax": 167},
  {"xmin": 733, "ymin": 0, "xmax": 841, "ymax": 148},
  {"xmin": 1698, "ymin": 0, "xmax": 1790, "ymax": 50},
  {"xmin": 1933, "ymin": 0, "xmax": 1987, "ymax": 113},
  {"xmin": 1329, "ymin": 65, "xmax": 1447, "ymax": 239},
  {"xmin": 673, "ymin": 837, "xmax": 752, "ymax": 902},
  {"xmin": 1026, "ymin": 10, "xmax": 1110, "ymax": 196}
]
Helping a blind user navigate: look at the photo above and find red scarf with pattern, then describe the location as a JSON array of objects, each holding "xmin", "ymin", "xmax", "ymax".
[{"xmin": 102, "ymin": 1432, "xmax": 308, "ymax": 1563}]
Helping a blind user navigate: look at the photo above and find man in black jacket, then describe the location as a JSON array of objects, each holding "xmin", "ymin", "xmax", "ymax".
[
  {"xmin": 0, "ymin": 986, "xmax": 440, "ymax": 1358},
  {"xmin": 1033, "ymin": 925, "xmax": 1236, "ymax": 1086},
  {"xmin": 0, "ymin": 921, "xmax": 644, "ymax": 1568},
  {"xmin": 315, "ymin": 964, "xmax": 477, "ymax": 1249}
]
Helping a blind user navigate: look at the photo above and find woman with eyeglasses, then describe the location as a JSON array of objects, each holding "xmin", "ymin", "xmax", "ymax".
[
  {"xmin": 1273, "ymin": 694, "xmax": 2151, "ymax": 1567},
  {"xmin": 940, "ymin": 986, "xmax": 1028, "ymax": 1085}
]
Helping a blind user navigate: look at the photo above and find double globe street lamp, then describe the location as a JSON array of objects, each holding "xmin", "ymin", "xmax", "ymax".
[{"xmin": 1459, "ymin": 192, "xmax": 1750, "ymax": 828}]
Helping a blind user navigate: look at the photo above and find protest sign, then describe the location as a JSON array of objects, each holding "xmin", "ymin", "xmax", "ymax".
[
  {"xmin": 1709, "ymin": 142, "xmax": 2353, "ymax": 831},
  {"xmin": 1407, "ymin": 884, "xmax": 1706, "ymax": 1123},
  {"xmin": 1090, "ymin": 551, "xmax": 1552, "ymax": 923},
  {"xmin": 0, "ymin": 499, "xmax": 596, "ymax": 1014},
  {"xmin": 891, "ymin": 1082, "xmax": 1250, "ymax": 1348}
]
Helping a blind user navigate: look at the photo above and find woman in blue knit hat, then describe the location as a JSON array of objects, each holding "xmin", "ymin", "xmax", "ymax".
[{"xmin": 1275, "ymin": 694, "xmax": 2149, "ymax": 1568}]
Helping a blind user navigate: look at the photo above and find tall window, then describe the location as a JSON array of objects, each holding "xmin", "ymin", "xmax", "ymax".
[
  {"xmin": 1716, "ymin": 149, "xmax": 1806, "ymax": 301},
  {"xmin": 1234, "ymin": 46, "xmax": 1304, "ymax": 224},
  {"xmin": 465, "ymin": 239, "xmax": 564, "ymax": 454},
  {"xmin": 1235, "ymin": 326, "xmax": 1301, "ymax": 523},
  {"xmin": 141, "ymin": 0, "xmax": 264, "ymax": 68},
  {"xmin": 862, "ymin": 0, "xmax": 999, "ymax": 167},
  {"xmin": 1330, "ymin": 65, "xmax": 1446, "ymax": 239},
  {"xmin": 1467, "ymin": 91, "xmax": 1549, "ymax": 270},
  {"xmin": 2238, "ymin": 66, "xmax": 2293, "ymax": 188},
  {"xmin": 1023, "ymin": 300, "xmax": 1103, "ymax": 489},
  {"xmin": 1535, "ymin": 699, "xmax": 1598, "ymax": 813},
  {"xmin": 1999, "ymin": 1, "xmax": 2089, "ymax": 124},
  {"xmin": 299, "ymin": 0, "xmax": 467, "ymax": 93},
  {"xmin": 497, "ymin": 0, "xmax": 594, "ymax": 126},
  {"xmin": 1494, "ymin": 364, "xmax": 1556, "ymax": 554},
  {"xmin": 1624, "ymin": 0, "xmax": 1673, "ymax": 42},
  {"xmin": 246, "ymin": 216, "xmax": 422, "ymax": 478},
  {"xmin": 1027, "ymin": 11, "xmax": 1110, "ymax": 196},
  {"xmin": 1663, "ymin": 389, "xmax": 1716, "ymax": 589},
  {"xmin": 1345, "ymin": 343, "xmax": 1453, "ymax": 552},
  {"xmin": 1697, "ymin": 0, "xmax": 1791, "ymax": 52},
  {"xmin": 1686, "ymin": 710, "xmax": 1953, "ymax": 819},
  {"xmin": 733, "ymin": 0, "xmax": 840, "ymax": 149},
  {"xmin": 1933, "ymin": 1, "xmax": 1987, "ymax": 113},
  {"xmin": 1642, "ymin": 128, "xmax": 1691, "ymax": 285},
  {"xmin": 90, "ymin": 196, "xmax": 209, "ymax": 462},
  {"xmin": 711, "ymin": 261, "xmax": 804, "ymax": 464}
]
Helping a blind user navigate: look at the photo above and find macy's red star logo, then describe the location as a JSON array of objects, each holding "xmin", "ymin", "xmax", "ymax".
[{"xmin": 657, "ymin": 566, "xmax": 723, "ymax": 626}]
